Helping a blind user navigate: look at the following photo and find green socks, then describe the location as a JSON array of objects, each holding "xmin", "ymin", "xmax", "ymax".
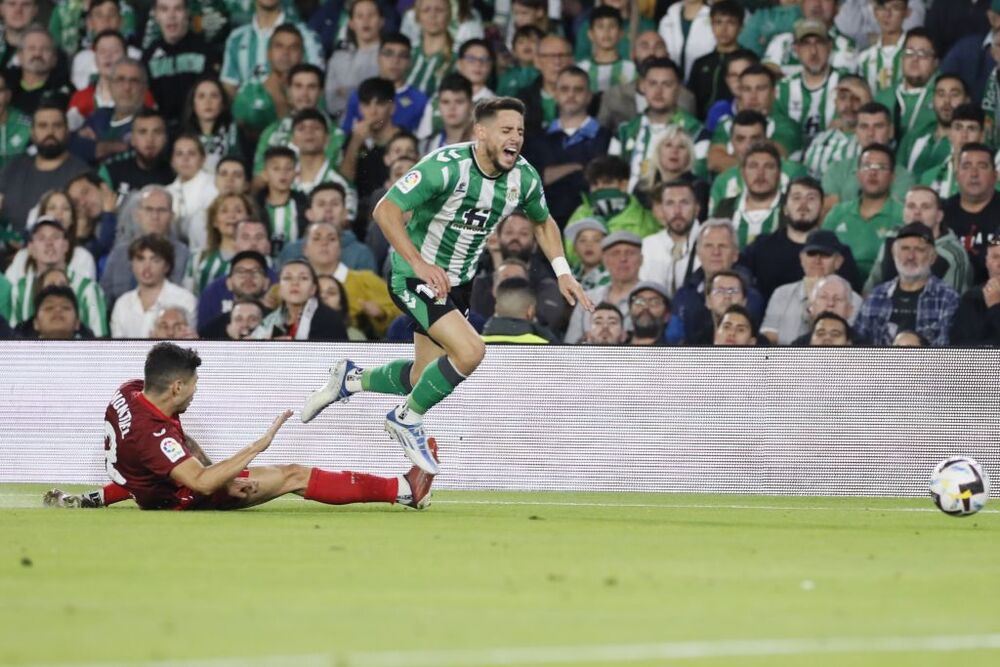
[
  {"xmin": 405, "ymin": 356, "xmax": 466, "ymax": 415},
  {"xmin": 360, "ymin": 360, "xmax": 414, "ymax": 396}
]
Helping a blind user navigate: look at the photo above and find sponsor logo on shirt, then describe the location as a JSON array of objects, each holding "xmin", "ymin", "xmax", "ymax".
[
  {"xmin": 397, "ymin": 170, "xmax": 422, "ymax": 194},
  {"xmin": 160, "ymin": 437, "xmax": 185, "ymax": 463}
]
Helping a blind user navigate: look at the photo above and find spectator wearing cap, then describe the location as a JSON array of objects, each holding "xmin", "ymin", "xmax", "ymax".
[
  {"xmin": 15, "ymin": 285, "xmax": 93, "ymax": 339},
  {"xmin": 865, "ymin": 186, "xmax": 973, "ymax": 295},
  {"xmin": 564, "ymin": 230, "xmax": 643, "ymax": 345},
  {"xmin": 563, "ymin": 218, "xmax": 609, "ymax": 292},
  {"xmin": 761, "ymin": 1, "xmax": 857, "ymax": 78},
  {"xmin": 7, "ymin": 219, "xmax": 109, "ymax": 337},
  {"xmin": 773, "ymin": 19, "xmax": 844, "ymax": 146},
  {"xmin": 855, "ymin": 222, "xmax": 959, "ymax": 346},
  {"xmin": 481, "ymin": 277, "xmax": 559, "ymax": 344},
  {"xmin": 639, "ymin": 180, "xmax": 701, "ymax": 298},
  {"xmin": 566, "ymin": 156, "xmax": 659, "ymax": 242},
  {"xmin": 665, "ymin": 219, "xmax": 764, "ymax": 344},
  {"xmin": 110, "ymin": 234, "xmax": 197, "ymax": 339},
  {"xmin": 254, "ymin": 64, "xmax": 347, "ymax": 182},
  {"xmin": 951, "ymin": 238, "xmax": 1000, "ymax": 346},
  {"xmin": 714, "ymin": 303, "xmax": 758, "ymax": 346},
  {"xmin": 942, "ymin": 143, "xmax": 1000, "ymax": 284},
  {"xmin": 196, "ymin": 249, "xmax": 270, "ymax": 337},
  {"xmin": 231, "ymin": 24, "xmax": 307, "ymax": 135},
  {"xmin": 760, "ymin": 229, "xmax": 863, "ymax": 345},
  {"xmin": 471, "ymin": 212, "xmax": 565, "ymax": 331},
  {"xmin": 581, "ymin": 302, "xmax": 626, "ymax": 345},
  {"xmin": 198, "ymin": 232, "xmax": 276, "ymax": 329},
  {"xmin": 744, "ymin": 177, "xmax": 862, "ymax": 302},
  {"xmin": 524, "ymin": 65, "xmax": 611, "ymax": 227},
  {"xmin": 823, "ymin": 144, "xmax": 904, "ymax": 280},
  {"xmin": 626, "ymin": 281, "xmax": 671, "ymax": 346},
  {"xmin": 100, "ymin": 186, "xmax": 189, "ymax": 305},
  {"xmin": 808, "ymin": 310, "xmax": 855, "ymax": 346}
]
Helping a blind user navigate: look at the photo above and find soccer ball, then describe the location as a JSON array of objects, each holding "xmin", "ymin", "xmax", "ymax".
[{"xmin": 929, "ymin": 457, "xmax": 990, "ymax": 516}]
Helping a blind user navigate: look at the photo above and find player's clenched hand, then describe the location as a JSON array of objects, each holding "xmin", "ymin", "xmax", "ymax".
[
  {"xmin": 255, "ymin": 409, "xmax": 294, "ymax": 452},
  {"xmin": 414, "ymin": 260, "xmax": 451, "ymax": 300},
  {"xmin": 557, "ymin": 274, "xmax": 594, "ymax": 311}
]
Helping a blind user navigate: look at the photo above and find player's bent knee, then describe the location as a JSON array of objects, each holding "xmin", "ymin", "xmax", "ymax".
[{"xmin": 452, "ymin": 338, "xmax": 485, "ymax": 375}]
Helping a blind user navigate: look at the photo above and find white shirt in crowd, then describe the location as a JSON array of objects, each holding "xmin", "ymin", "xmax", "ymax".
[
  {"xmin": 168, "ymin": 170, "xmax": 218, "ymax": 255},
  {"xmin": 638, "ymin": 221, "xmax": 701, "ymax": 298},
  {"xmin": 109, "ymin": 281, "xmax": 197, "ymax": 339}
]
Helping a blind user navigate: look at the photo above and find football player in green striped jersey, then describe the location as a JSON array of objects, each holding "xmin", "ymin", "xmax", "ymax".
[{"xmin": 302, "ymin": 97, "xmax": 593, "ymax": 475}]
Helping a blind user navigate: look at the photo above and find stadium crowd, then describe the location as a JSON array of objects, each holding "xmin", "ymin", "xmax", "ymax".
[{"xmin": 0, "ymin": 0, "xmax": 998, "ymax": 347}]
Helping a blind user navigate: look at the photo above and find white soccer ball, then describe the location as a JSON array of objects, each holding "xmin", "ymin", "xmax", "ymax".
[{"xmin": 929, "ymin": 457, "xmax": 990, "ymax": 516}]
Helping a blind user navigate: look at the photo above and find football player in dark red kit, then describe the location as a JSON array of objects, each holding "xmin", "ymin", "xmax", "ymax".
[{"xmin": 45, "ymin": 343, "xmax": 436, "ymax": 511}]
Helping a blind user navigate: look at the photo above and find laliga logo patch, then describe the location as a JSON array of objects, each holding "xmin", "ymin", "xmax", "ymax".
[
  {"xmin": 397, "ymin": 170, "xmax": 422, "ymax": 194},
  {"xmin": 160, "ymin": 437, "xmax": 185, "ymax": 463}
]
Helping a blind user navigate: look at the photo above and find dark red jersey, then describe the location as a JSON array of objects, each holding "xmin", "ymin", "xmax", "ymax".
[{"xmin": 103, "ymin": 379, "xmax": 192, "ymax": 509}]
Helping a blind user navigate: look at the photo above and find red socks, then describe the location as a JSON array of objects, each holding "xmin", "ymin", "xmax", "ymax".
[
  {"xmin": 101, "ymin": 483, "xmax": 131, "ymax": 506},
  {"xmin": 303, "ymin": 468, "xmax": 398, "ymax": 505}
]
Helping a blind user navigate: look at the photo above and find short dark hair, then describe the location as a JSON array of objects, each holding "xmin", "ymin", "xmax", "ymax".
[
  {"xmin": 380, "ymin": 32, "xmax": 411, "ymax": 51},
  {"xmin": 88, "ymin": 0, "xmax": 119, "ymax": 13},
  {"xmin": 133, "ymin": 107, "xmax": 166, "ymax": 125},
  {"xmin": 288, "ymin": 63, "xmax": 324, "ymax": 87},
  {"xmin": 174, "ymin": 132, "xmax": 206, "ymax": 158},
  {"xmin": 906, "ymin": 185, "xmax": 941, "ymax": 209},
  {"xmin": 68, "ymin": 171, "xmax": 103, "ymax": 190},
  {"xmin": 719, "ymin": 303, "xmax": 756, "ymax": 336},
  {"xmin": 438, "ymin": 72, "xmax": 473, "ymax": 99},
  {"xmin": 638, "ymin": 56, "xmax": 682, "ymax": 81},
  {"xmin": 593, "ymin": 301, "xmax": 623, "ymax": 322},
  {"xmin": 92, "ymin": 28, "xmax": 126, "ymax": 52},
  {"xmin": 557, "ymin": 65, "xmax": 590, "ymax": 86},
  {"xmin": 857, "ymin": 101, "xmax": 892, "ymax": 121},
  {"xmin": 811, "ymin": 311, "xmax": 851, "ymax": 340},
  {"xmin": 310, "ymin": 181, "xmax": 346, "ymax": 204},
  {"xmin": 590, "ymin": 5, "xmax": 624, "ymax": 28},
  {"xmin": 739, "ymin": 63, "xmax": 776, "ymax": 85},
  {"xmin": 725, "ymin": 49, "xmax": 759, "ymax": 70},
  {"xmin": 271, "ymin": 23, "xmax": 304, "ymax": 46},
  {"xmin": 903, "ymin": 27, "xmax": 935, "ymax": 55},
  {"xmin": 584, "ymin": 156, "xmax": 629, "ymax": 185},
  {"xmin": 860, "ymin": 143, "xmax": 896, "ymax": 171},
  {"xmin": 263, "ymin": 146, "xmax": 297, "ymax": 164},
  {"xmin": 652, "ymin": 178, "xmax": 698, "ymax": 204},
  {"xmin": 958, "ymin": 142, "xmax": 996, "ymax": 166},
  {"xmin": 291, "ymin": 107, "xmax": 328, "ymax": 131},
  {"xmin": 494, "ymin": 276, "xmax": 536, "ymax": 302},
  {"xmin": 788, "ymin": 175, "xmax": 824, "ymax": 199},
  {"xmin": 358, "ymin": 77, "xmax": 396, "ymax": 104},
  {"xmin": 935, "ymin": 73, "xmax": 967, "ymax": 96},
  {"xmin": 128, "ymin": 233, "xmax": 176, "ymax": 273},
  {"xmin": 144, "ymin": 342, "xmax": 202, "ymax": 393},
  {"xmin": 710, "ymin": 0, "xmax": 744, "ymax": 22},
  {"xmin": 512, "ymin": 25, "xmax": 544, "ymax": 44},
  {"xmin": 216, "ymin": 155, "xmax": 246, "ymax": 174},
  {"xmin": 458, "ymin": 37, "xmax": 494, "ymax": 61},
  {"xmin": 474, "ymin": 97, "xmax": 526, "ymax": 123},
  {"xmin": 732, "ymin": 109, "xmax": 767, "ymax": 132},
  {"xmin": 34, "ymin": 285, "xmax": 78, "ymax": 318},
  {"xmin": 952, "ymin": 103, "xmax": 985, "ymax": 126},
  {"xmin": 33, "ymin": 101, "xmax": 66, "ymax": 122},
  {"xmin": 710, "ymin": 269, "xmax": 746, "ymax": 296},
  {"xmin": 742, "ymin": 141, "xmax": 781, "ymax": 167}
]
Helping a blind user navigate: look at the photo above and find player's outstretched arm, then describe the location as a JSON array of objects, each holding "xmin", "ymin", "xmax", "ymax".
[
  {"xmin": 373, "ymin": 197, "xmax": 451, "ymax": 298},
  {"xmin": 533, "ymin": 216, "xmax": 594, "ymax": 312},
  {"xmin": 185, "ymin": 435, "xmax": 212, "ymax": 466},
  {"xmin": 169, "ymin": 410, "xmax": 293, "ymax": 496}
]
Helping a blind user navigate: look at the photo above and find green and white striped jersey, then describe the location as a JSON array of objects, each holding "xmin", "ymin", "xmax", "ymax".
[
  {"xmin": 762, "ymin": 28, "xmax": 857, "ymax": 78},
  {"xmin": 575, "ymin": 264, "xmax": 610, "ymax": 291},
  {"xmin": 874, "ymin": 82, "xmax": 937, "ymax": 141},
  {"xmin": 575, "ymin": 57, "xmax": 637, "ymax": 93},
  {"xmin": 720, "ymin": 192, "xmax": 783, "ymax": 249},
  {"xmin": 293, "ymin": 159, "xmax": 358, "ymax": 218},
  {"xmin": 10, "ymin": 270, "xmax": 108, "ymax": 337},
  {"xmin": 709, "ymin": 160, "xmax": 807, "ymax": 214},
  {"xmin": 610, "ymin": 111, "xmax": 707, "ymax": 192},
  {"xmin": 254, "ymin": 113, "xmax": 346, "ymax": 174},
  {"xmin": 775, "ymin": 69, "xmax": 844, "ymax": 144},
  {"xmin": 384, "ymin": 142, "xmax": 550, "ymax": 286},
  {"xmin": 184, "ymin": 249, "xmax": 232, "ymax": 295},
  {"xmin": 856, "ymin": 34, "xmax": 905, "ymax": 95},
  {"xmin": 265, "ymin": 198, "xmax": 305, "ymax": 250},
  {"xmin": 983, "ymin": 66, "xmax": 1000, "ymax": 148},
  {"xmin": 802, "ymin": 127, "xmax": 858, "ymax": 178},
  {"xmin": 0, "ymin": 108, "xmax": 31, "ymax": 169},
  {"xmin": 49, "ymin": 0, "xmax": 136, "ymax": 56},
  {"xmin": 897, "ymin": 131, "xmax": 949, "ymax": 175},
  {"xmin": 407, "ymin": 43, "xmax": 452, "ymax": 97},
  {"xmin": 221, "ymin": 12, "xmax": 323, "ymax": 87}
]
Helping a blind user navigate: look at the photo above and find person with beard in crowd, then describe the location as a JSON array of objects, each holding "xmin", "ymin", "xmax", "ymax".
[
  {"xmin": 713, "ymin": 142, "xmax": 784, "ymax": 249},
  {"xmin": 70, "ymin": 58, "xmax": 148, "ymax": 165},
  {"xmin": 8, "ymin": 26, "xmax": 72, "ymax": 115},
  {"xmin": 639, "ymin": 180, "xmax": 701, "ymax": 298},
  {"xmin": 943, "ymin": 143, "xmax": 1000, "ymax": 284},
  {"xmin": 471, "ymin": 211, "xmax": 566, "ymax": 331},
  {"xmin": 897, "ymin": 74, "xmax": 970, "ymax": 178},
  {"xmin": 198, "ymin": 251, "xmax": 272, "ymax": 339},
  {"xmin": 198, "ymin": 222, "xmax": 276, "ymax": 327},
  {"xmin": 0, "ymin": 103, "xmax": 88, "ymax": 238},
  {"xmin": 581, "ymin": 302, "xmax": 627, "ymax": 345},
  {"xmin": 99, "ymin": 109, "xmax": 175, "ymax": 198},
  {"xmin": 625, "ymin": 281, "xmax": 671, "ymax": 346},
  {"xmin": 743, "ymin": 176, "xmax": 861, "ymax": 301}
]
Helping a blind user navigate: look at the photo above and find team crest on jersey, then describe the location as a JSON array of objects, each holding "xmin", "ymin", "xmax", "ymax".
[
  {"xmin": 398, "ymin": 170, "xmax": 422, "ymax": 193},
  {"xmin": 506, "ymin": 186, "xmax": 519, "ymax": 203},
  {"xmin": 160, "ymin": 437, "xmax": 185, "ymax": 463}
]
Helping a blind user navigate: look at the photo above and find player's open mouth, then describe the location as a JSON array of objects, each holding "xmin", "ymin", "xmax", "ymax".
[{"xmin": 503, "ymin": 147, "xmax": 518, "ymax": 157}]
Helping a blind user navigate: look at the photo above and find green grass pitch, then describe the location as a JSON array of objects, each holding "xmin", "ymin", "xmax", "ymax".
[{"xmin": 2, "ymin": 485, "xmax": 999, "ymax": 667}]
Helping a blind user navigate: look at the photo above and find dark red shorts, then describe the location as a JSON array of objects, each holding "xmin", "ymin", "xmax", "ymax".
[{"xmin": 173, "ymin": 470, "xmax": 252, "ymax": 511}]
